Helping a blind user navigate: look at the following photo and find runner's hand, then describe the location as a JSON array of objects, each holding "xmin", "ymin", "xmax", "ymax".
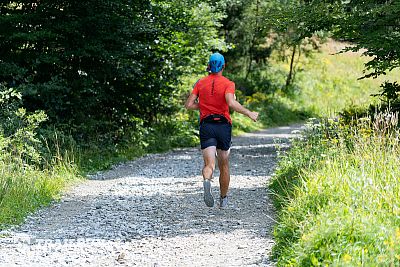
[{"xmin": 249, "ymin": 111, "xmax": 259, "ymax": 122}]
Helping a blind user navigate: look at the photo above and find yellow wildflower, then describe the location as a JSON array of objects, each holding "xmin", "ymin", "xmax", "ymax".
[
  {"xmin": 342, "ymin": 254, "xmax": 352, "ymax": 263},
  {"xmin": 377, "ymin": 255, "xmax": 386, "ymax": 263},
  {"xmin": 301, "ymin": 234, "xmax": 309, "ymax": 241},
  {"xmin": 396, "ymin": 228, "xmax": 400, "ymax": 239}
]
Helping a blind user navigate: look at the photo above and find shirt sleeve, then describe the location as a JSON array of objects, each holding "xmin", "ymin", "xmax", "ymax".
[
  {"xmin": 225, "ymin": 81, "xmax": 235, "ymax": 94},
  {"xmin": 191, "ymin": 79, "xmax": 200, "ymax": 95}
]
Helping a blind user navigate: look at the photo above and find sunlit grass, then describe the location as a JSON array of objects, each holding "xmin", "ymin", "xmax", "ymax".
[
  {"xmin": 274, "ymin": 40, "xmax": 400, "ymax": 117},
  {"xmin": 0, "ymin": 160, "xmax": 81, "ymax": 229},
  {"xmin": 231, "ymin": 112, "xmax": 263, "ymax": 135},
  {"xmin": 270, "ymin": 118, "xmax": 400, "ymax": 266},
  {"xmin": 269, "ymin": 40, "xmax": 400, "ymax": 265}
]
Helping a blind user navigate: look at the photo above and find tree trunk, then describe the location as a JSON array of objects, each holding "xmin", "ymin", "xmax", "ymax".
[
  {"xmin": 286, "ymin": 45, "xmax": 296, "ymax": 87},
  {"xmin": 245, "ymin": 0, "xmax": 260, "ymax": 81}
]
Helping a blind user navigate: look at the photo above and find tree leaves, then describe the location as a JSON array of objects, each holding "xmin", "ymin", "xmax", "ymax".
[
  {"xmin": 272, "ymin": 0, "xmax": 400, "ymax": 81},
  {"xmin": 0, "ymin": 0, "xmax": 225, "ymax": 141}
]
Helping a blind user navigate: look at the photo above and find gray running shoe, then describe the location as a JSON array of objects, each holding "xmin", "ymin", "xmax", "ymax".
[
  {"xmin": 219, "ymin": 196, "xmax": 228, "ymax": 209},
  {"xmin": 203, "ymin": 180, "xmax": 214, "ymax": 207}
]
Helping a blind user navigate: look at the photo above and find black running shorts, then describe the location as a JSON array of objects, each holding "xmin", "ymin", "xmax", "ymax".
[{"xmin": 199, "ymin": 122, "xmax": 232, "ymax": 151}]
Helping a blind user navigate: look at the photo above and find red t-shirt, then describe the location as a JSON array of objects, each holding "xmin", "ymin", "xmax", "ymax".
[{"xmin": 191, "ymin": 74, "xmax": 235, "ymax": 124}]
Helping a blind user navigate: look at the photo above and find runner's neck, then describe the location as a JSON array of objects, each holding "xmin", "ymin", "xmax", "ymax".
[{"xmin": 210, "ymin": 72, "xmax": 223, "ymax": 77}]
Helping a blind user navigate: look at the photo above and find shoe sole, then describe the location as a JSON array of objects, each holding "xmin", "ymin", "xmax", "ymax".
[{"xmin": 203, "ymin": 180, "xmax": 214, "ymax": 207}]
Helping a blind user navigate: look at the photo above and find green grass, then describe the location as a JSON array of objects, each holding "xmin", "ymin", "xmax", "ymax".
[
  {"xmin": 0, "ymin": 160, "xmax": 81, "ymax": 228},
  {"xmin": 270, "ymin": 119, "xmax": 400, "ymax": 266},
  {"xmin": 268, "ymin": 40, "xmax": 400, "ymax": 266},
  {"xmin": 0, "ymin": 108, "xmax": 83, "ymax": 229},
  {"xmin": 275, "ymin": 40, "xmax": 400, "ymax": 117}
]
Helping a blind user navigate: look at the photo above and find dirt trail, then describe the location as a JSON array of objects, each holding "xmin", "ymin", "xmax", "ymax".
[{"xmin": 0, "ymin": 125, "xmax": 302, "ymax": 267}]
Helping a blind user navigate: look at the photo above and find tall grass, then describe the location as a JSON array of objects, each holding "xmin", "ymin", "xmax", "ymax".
[
  {"xmin": 0, "ymin": 89, "xmax": 82, "ymax": 229},
  {"xmin": 0, "ymin": 165, "xmax": 79, "ymax": 227},
  {"xmin": 0, "ymin": 144, "xmax": 81, "ymax": 229},
  {"xmin": 270, "ymin": 116, "xmax": 400, "ymax": 266},
  {"xmin": 267, "ymin": 40, "xmax": 400, "ymax": 266}
]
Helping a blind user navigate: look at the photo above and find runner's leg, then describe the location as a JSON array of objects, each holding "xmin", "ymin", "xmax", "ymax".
[
  {"xmin": 202, "ymin": 146, "xmax": 216, "ymax": 207},
  {"xmin": 217, "ymin": 149, "xmax": 230, "ymax": 197},
  {"xmin": 202, "ymin": 146, "xmax": 217, "ymax": 179}
]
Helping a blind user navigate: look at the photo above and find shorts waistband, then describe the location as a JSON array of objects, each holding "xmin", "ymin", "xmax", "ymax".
[{"xmin": 201, "ymin": 114, "xmax": 229, "ymax": 124}]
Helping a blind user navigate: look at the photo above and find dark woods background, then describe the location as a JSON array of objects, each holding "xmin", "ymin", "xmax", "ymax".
[{"xmin": 1, "ymin": 0, "xmax": 218, "ymax": 143}]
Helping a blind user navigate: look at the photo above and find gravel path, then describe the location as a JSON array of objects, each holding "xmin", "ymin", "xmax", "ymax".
[{"xmin": 0, "ymin": 125, "xmax": 302, "ymax": 267}]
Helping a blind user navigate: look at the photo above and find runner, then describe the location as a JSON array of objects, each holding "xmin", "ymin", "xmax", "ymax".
[{"xmin": 185, "ymin": 52, "xmax": 259, "ymax": 208}]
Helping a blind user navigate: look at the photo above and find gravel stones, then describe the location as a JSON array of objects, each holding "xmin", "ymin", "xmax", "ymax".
[{"xmin": 0, "ymin": 125, "xmax": 302, "ymax": 267}]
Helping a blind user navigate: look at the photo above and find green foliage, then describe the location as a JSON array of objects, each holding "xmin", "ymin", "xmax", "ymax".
[
  {"xmin": 271, "ymin": 0, "xmax": 400, "ymax": 99},
  {"xmin": 226, "ymin": 63, "xmax": 285, "ymax": 96},
  {"xmin": 0, "ymin": 0, "xmax": 225, "ymax": 142},
  {"xmin": 0, "ymin": 85, "xmax": 80, "ymax": 229},
  {"xmin": 210, "ymin": 0, "xmax": 275, "ymax": 79},
  {"xmin": 0, "ymin": 84, "xmax": 47, "ymax": 165},
  {"xmin": 0, "ymin": 0, "xmax": 229, "ymax": 167},
  {"xmin": 373, "ymin": 81, "xmax": 400, "ymax": 105},
  {"xmin": 0, "ymin": 86, "xmax": 23, "ymax": 135},
  {"xmin": 270, "ymin": 116, "xmax": 400, "ymax": 266},
  {"xmin": 207, "ymin": 0, "xmax": 329, "ymax": 97},
  {"xmin": 330, "ymin": 1, "xmax": 400, "ymax": 79}
]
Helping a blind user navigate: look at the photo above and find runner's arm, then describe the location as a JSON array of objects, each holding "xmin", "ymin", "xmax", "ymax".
[
  {"xmin": 225, "ymin": 93, "xmax": 258, "ymax": 122},
  {"xmin": 185, "ymin": 93, "xmax": 199, "ymax": 110}
]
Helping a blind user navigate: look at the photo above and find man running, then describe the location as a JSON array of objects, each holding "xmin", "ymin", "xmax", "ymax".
[{"xmin": 185, "ymin": 52, "xmax": 259, "ymax": 208}]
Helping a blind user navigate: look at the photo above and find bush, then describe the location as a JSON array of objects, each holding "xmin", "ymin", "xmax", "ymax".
[
  {"xmin": 0, "ymin": 85, "xmax": 47, "ymax": 165},
  {"xmin": 0, "ymin": 84, "xmax": 80, "ymax": 229}
]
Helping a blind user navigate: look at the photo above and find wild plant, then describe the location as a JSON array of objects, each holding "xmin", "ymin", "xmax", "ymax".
[
  {"xmin": 0, "ymin": 84, "xmax": 79, "ymax": 228},
  {"xmin": 271, "ymin": 112, "xmax": 400, "ymax": 266}
]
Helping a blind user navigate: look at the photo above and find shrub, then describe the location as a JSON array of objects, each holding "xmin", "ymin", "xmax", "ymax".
[{"xmin": 0, "ymin": 84, "xmax": 79, "ymax": 229}]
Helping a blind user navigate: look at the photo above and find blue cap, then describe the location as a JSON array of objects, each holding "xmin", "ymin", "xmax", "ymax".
[{"xmin": 208, "ymin": 53, "xmax": 225, "ymax": 73}]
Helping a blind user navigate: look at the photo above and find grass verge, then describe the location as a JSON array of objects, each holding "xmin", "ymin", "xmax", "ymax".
[
  {"xmin": 0, "ymin": 161, "xmax": 81, "ymax": 229},
  {"xmin": 270, "ymin": 117, "xmax": 400, "ymax": 266},
  {"xmin": 268, "ymin": 40, "xmax": 400, "ymax": 266}
]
